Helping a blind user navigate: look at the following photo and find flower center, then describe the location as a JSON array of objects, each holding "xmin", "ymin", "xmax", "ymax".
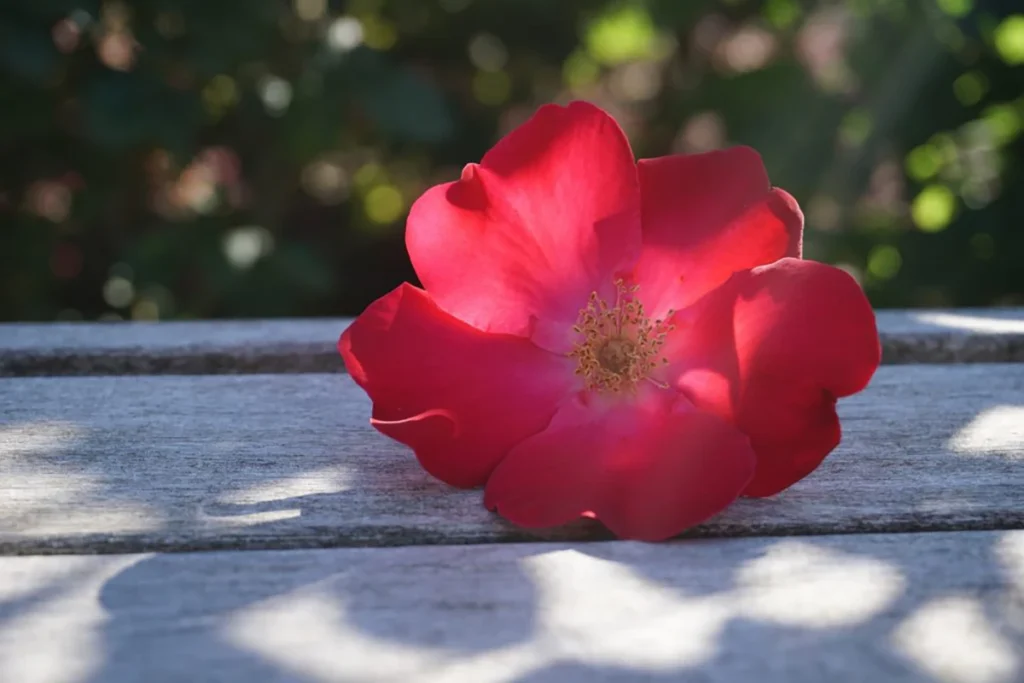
[
  {"xmin": 568, "ymin": 280, "xmax": 674, "ymax": 394},
  {"xmin": 597, "ymin": 338, "xmax": 635, "ymax": 374}
]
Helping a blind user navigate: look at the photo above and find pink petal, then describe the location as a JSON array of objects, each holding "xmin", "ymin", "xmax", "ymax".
[
  {"xmin": 340, "ymin": 283, "xmax": 577, "ymax": 488},
  {"xmin": 662, "ymin": 258, "xmax": 880, "ymax": 497},
  {"xmin": 633, "ymin": 148, "xmax": 803, "ymax": 318},
  {"xmin": 483, "ymin": 391, "xmax": 756, "ymax": 541},
  {"xmin": 406, "ymin": 101, "xmax": 642, "ymax": 348}
]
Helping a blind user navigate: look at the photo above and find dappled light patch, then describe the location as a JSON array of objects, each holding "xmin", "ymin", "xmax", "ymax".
[
  {"xmin": 947, "ymin": 406, "xmax": 1024, "ymax": 457},
  {"xmin": 894, "ymin": 596, "xmax": 1020, "ymax": 683}
]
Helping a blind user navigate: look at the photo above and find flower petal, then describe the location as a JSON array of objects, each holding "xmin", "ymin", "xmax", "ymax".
[
  {"xmin": 340, "ymin": 283, "xmax": 577, "ymax": 488},
  {"xmin": 406, "ymin": 101, "xmax": 641, "ymax": 345},
  {"xmin": 633, "ymin": 147, "xmax": 803, "ymax": 317},
  {"xmin": 662, "ymin": 258, "xmax": 880, "ymax": 497},
  {"xmin": 483, "ymin": 392, "xmax": 756, "ymax": 541}
]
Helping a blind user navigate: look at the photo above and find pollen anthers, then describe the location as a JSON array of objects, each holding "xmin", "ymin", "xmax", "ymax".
[{"xmin": 568, "ymin": 279, "xmax": 674, "ymax": 393}]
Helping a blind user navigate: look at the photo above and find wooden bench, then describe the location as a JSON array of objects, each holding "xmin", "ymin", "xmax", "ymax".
[{"xmin": 1, "ymin": 308, "xmax": 1022, "ymax": 682}]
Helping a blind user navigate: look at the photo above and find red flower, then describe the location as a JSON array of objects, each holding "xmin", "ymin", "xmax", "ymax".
[{"xmin": 339, "ymin": 102, "xmax": 880, "ymax": 541}]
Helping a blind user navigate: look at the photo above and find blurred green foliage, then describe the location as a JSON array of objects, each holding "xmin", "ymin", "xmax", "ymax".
[{"xmin": 1, "ymin": 0, "xmax": 1022, "ymax": 321}]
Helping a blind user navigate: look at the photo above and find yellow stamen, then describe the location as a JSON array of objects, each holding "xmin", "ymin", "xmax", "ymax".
[{"xmin": 567, "ymin": 280, "xmax": 675, "ymax": 394}]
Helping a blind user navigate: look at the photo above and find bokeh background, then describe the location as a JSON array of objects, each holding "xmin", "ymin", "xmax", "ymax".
[{"xmin": 1, "ymin": 0, "xmax": 1021, "ymax": 322}]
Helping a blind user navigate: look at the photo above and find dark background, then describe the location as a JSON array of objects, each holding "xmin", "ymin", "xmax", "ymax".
[{"xmin": 1, "ymin": 0, "xmax": 1021, "ymax": 322}]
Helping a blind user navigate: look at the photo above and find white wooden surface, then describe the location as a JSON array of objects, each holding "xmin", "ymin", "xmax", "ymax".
[
  {"xmin": 2, "ymin": 311, "xmax": 1023, "ymax": 682},
  {"xmin": 1, "ymin": 307, "xmax": 1022, "ymax": 375},
  {"xmin": 0, "ymin": 530, "xmax": 1021, "ymax": 683},
  {"xmin": 1, "ymin": 363, "xmax": 1022, "ymax": 553}
]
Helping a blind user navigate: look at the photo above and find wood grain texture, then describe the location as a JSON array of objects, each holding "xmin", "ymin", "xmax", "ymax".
[
  {"xmin": 0, "ymin": 530, "xmax": 1021, "ymax": 682},
  {"xmin": 1, "ymin": 364, "xmax": 1021, "ymax": 554},
  {"xmin": 1, "ymin": 308, "xmax": 1022, "ymax": 376}
]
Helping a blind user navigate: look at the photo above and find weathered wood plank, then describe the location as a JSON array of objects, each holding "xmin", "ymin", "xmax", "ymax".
[
  {"xmin": 1, "ymin": 308, "xmax": 1022, "ymax": 376},
  {"xmin": 877, "ymin": 308, "xmax": 1024, "ymax": 364},
  {"xmin": 1, "ymin": 364, "xmax": 1021, "ymax": 554},
  {"xmin": 0, "ymin": 530, "xmax": 1021, "ymax": 682},
  {"xmin": 0, "ymin": 319, "xmax": 344, "ymax": 377}
]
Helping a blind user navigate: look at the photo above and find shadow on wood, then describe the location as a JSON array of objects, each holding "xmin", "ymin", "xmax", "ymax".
[{"xmin": 0, "ymin": 531, "xmax": 1019, "ymax": 682}]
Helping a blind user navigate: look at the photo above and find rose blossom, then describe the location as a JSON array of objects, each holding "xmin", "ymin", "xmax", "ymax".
[{"xmin": 340, "ymin": 101, "xmax": 879, "ymax": 541}]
